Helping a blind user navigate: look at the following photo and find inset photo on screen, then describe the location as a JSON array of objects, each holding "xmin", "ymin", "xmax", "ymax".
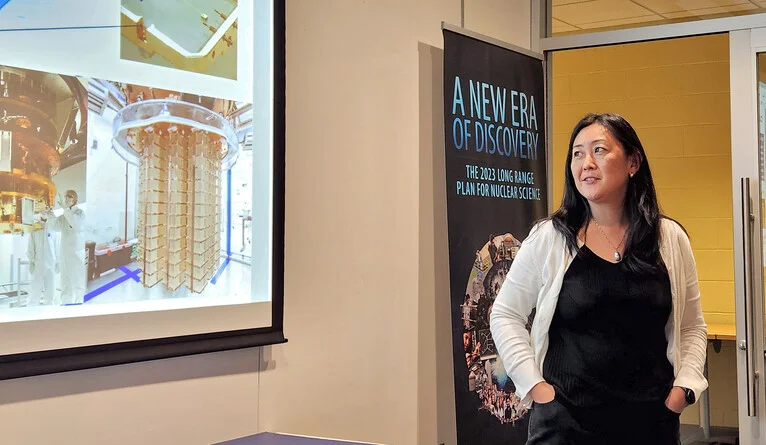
[{"xmin": 120, "ymin": 0, "xmax": 239, "ymax": 79}]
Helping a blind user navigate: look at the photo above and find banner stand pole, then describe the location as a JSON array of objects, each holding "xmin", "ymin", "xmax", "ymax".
[{"xmin": 441, "ymin": 22, "xmax": 544, "ymax": 61}]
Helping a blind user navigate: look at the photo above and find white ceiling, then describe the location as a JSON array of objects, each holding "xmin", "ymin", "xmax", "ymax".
[{"xmin": 552, "ymin": 0, "xmax": 766, "ymax": 34}]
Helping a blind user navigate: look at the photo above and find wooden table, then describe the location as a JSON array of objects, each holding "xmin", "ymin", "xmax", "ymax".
[
  {"xmin": 216, "ymin": 433, "xmax": 380, "ymax": 445},
  {"xmin": 708, "ymin": 323, "xmax": 736, "ymax": 341}
]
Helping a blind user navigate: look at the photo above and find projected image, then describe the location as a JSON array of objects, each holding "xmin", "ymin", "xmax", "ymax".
[
  {"xmin": 0, "ymin": 64, "xmax": 88, "ymax": 308},
  {"xmin": 120, "ymin": 0, "xmax": 238, "ymax": 79},
  {"xmin": 0, "ymin": 69, "xmax": 258, "ymax": 312},
  {"xmin": 83, "ymin": 80, "xmax": 254, "ymax": 304},
  {"xmin": 0, "ymin": 0, "xmax": 275, "ymax": 358},
  {"xmin": 0, "ymin": 0, "xmax": 281, "ymax": 374}
]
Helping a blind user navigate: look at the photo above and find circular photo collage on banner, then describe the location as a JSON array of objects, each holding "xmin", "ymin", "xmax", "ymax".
[{"xmin": 460, "ymin": 233, "xmax": 535, "ymax": 425}]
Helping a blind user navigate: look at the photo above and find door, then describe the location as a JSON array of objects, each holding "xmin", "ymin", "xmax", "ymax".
[{"xmin": 730, "ymin": 28, "xmax": 766, "ymax": 445}]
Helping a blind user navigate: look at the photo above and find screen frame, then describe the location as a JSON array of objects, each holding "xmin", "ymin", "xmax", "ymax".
[{"xmin": 0, "ymin": 0, "xmax": 287, "ymax": 380}]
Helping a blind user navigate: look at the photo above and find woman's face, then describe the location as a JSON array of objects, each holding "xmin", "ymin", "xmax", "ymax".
[{"xmin": 570, "ymin": 123, "xmax": 636, "ymax": 206}]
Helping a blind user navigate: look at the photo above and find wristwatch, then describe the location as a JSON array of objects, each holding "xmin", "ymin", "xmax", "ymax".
[{"xmin": 681, "ymin": 387, "xmax": 696, "ymax": 405}]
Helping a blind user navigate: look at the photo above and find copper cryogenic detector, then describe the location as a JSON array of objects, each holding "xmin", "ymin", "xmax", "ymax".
[
  {"xmin": 111, "ymin": 84, "xmax": 239, "ymax": 293},
  {"xmin": 0, "ymin": 66, "xmax": 87, "ymax": 234}
]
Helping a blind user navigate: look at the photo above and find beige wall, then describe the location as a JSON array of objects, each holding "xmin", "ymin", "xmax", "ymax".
[
  {"xmin": 0, "ymin": 349, "xmax": 264, "ymax": 444},
  {"xmin": 0, "ymin": 1, "xmax": 533, "ymax": 444},
  {"xmin": 259, "ymin": 2, "xmax": 532, "ymax": 445}
]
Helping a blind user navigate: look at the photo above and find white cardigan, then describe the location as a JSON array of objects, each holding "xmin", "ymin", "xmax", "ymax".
[{"xmin": 488, "ymin": 218, "xmax": 708, "ymax": 409}]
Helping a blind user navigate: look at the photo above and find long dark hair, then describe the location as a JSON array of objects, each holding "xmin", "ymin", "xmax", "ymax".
[{"xmin": 550, "ymin": 113, "xmax": 665, "ymax": 274}]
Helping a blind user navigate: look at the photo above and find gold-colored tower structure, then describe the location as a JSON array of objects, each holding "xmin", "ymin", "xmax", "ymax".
[
  {"xmin": 0, "ymin": 66, "xmax": 87, "ymax": 234},
  {"xmin": 112, "ymin": 87, "xmax": 238, "ymax": 293}
]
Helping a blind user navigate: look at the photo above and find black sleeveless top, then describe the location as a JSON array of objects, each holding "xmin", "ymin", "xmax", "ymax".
[{"xmin": 542, "ymin": 246, "xmax": 675, "ymax": 408}]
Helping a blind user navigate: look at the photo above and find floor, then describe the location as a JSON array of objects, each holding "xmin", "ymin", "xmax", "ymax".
[
  {"xmin": 0, "ymin": 256, "xmax": 251, "ymax": 309},
  {"xmin": 119, "ymin": 34, "xmax": 237, "ymax": 79},
  {"xmin": 85, "ymin": 258, "xmax": 252, "ymax": 303},
  {"xmin": 683, "ymin": 425, "xmax": 738, "ymax": 445}
]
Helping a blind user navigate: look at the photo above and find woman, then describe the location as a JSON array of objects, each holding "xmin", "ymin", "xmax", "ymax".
[{"xmin": 489, "ymin": 113, "xmax": 707, "ymax": 444}]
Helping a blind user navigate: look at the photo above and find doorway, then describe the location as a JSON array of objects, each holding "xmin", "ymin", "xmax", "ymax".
[
  {"xmin": 728, "ymin": 27, "xmax": 766, "ymax": 445},
  {"xmin": 550, "ymin": 33, "xmax": 743, "ymax": 444}
]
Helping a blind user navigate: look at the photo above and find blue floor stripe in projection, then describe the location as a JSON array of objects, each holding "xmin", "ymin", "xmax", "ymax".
[
  {"xmin": 119, "ymin": 265, "xmax": 141, "ymax": 282},
  {"xmin": 211, "ymin": 257, "xmax": 230, "ymax": 285},
  {"xmin": 83, "ymin": 267, "xmax": 142, "ymax": 303},
  {"xmin": 79, "ymin": 254, "xmax": 228, "ymax": 304},
  {"xmin": 0, "ymin": 0, "xmax": 10, "ymax": 12}
]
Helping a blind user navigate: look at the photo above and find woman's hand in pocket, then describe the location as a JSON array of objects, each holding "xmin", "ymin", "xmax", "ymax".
[
  {"xmin": 664, "ymin": 386, "xmax": 688, "ymax": 414},
  {"xmin": 530, "ymin": 381, "xmax": 556, "ymax": 404}
]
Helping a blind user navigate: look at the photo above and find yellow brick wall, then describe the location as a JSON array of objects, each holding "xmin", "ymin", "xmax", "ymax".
[{"xmin": 552, "ymin": 33, "xmax": 737, "ymax": 427}]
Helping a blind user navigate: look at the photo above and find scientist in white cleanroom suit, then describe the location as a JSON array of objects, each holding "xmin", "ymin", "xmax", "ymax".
[
  {"xmin": 25, "ymin": 212, "xmax": 56, "ymax": 306},
  {"xmin": 49, "ymin": 190, "xmax": 85, "ymax": 304}
]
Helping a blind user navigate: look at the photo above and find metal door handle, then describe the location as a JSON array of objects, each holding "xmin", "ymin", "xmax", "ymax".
[{"xmin": 741, "ymin": 177, "xmax": 757, "ymax": 417}]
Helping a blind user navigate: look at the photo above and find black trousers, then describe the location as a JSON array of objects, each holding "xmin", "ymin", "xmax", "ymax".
[{"xmin": 527, "ymin": 396, "xmax": 681, "ymax": 445}]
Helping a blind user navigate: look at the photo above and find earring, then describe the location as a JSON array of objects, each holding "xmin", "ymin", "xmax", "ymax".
[{"xmin": 630, "ymin": 172, "xmax": 634, "ymax": 178}]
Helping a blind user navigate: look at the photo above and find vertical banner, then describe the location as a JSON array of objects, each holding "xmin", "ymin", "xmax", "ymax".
[{"xmin": 442, "ymin": 29, "xmax": 547, "ymax": 444}]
